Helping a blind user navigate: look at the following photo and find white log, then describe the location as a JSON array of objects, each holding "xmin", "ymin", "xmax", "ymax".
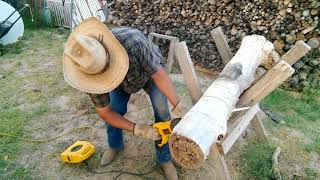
[{"xmin": 169, "ymin": 35, "xmax": 274, "ymax": 169}]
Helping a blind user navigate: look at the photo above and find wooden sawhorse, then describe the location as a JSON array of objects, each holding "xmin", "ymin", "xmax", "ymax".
[{"xmin": 149, "ymin": 28, "xmax": 311, "ymax": 179}]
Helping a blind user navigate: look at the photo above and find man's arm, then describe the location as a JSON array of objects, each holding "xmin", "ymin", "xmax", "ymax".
[
  {"xmin": 136, "ymin": 35, "xmax": 180, "ymax": 108},
  {"xmin": 96, "ymin": 106, "xmax": 135, "ymax": 132},
  {"xmin": 95, "ymin": 106, "xmax": 161, "ymax": 140},
  {"xmin": 151, "ymin": 68, "xmax": 180, "ymax": 107}
]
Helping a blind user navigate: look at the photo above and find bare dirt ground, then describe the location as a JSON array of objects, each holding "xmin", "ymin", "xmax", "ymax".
[
  {"xmin": 1, "ymin": 29, "xmax": 319, "ymax": 179},
  {"xmin": 17, "ymin": 72, "xmax": 225, "ymax": 180}
]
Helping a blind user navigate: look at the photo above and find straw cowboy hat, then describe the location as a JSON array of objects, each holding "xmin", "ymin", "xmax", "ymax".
[{"xmin": 63, "ymin": 17, "xmax": 129, "ymax": 94}]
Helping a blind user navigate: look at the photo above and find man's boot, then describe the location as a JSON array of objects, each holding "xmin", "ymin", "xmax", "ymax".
[
  {"xmin": 160, "ymin": 161, "xmax": 179, "ymax": 180},
  {"xmin": 100, "ymin": 148, "xmax": 118, "ymax": 166}
]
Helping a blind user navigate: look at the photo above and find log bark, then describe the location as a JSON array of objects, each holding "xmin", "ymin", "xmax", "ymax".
[{"xmin": 169, "ymin": 35, "xmax": 274, "ymax": 169}]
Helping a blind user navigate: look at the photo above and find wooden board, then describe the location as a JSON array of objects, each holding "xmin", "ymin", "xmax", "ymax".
[
  {"xmin": 174, "ymin": 41, "xmax": 202, "ymax": 104},
  {"xmin": 47, "ymin": 0, "xmax": 105, "ymax": 29},
  {"xmin": 251, "ymin": 109, "xmax": 268, "ymax": 141},
  {"xmin": 208, "ymin": 145, "xmax": 232, "ymax": 180},
  {"xmin": 47, "ymin": 0, "xmax": 73, "ymax": 28},
  {"xmin": 148, "ymin": 32, "xmax": 179, "ymax": 41},
  {"xmin": 238, "ymin": 60, "xmax": 295, "ymax": 106},
  {"xmin": 148, "ymin": 33, "xmax": 179, "ymax": 73},
  {"xmin": 173, "ymin": 41, "xmax": 230, "ymax": 178},
  {"xmin": 222, "ymin": 104, "xmax": 260, "ymax": 154},
  {"xmin": 211, "ymin": 27, "xmax": 233, "ymax": 65},
  {"xmin": 166, "ymin": 39, "xmax": 178, "ymax": 73},
  {"xmin": 281, "ymin": 40, "xmax": 311, "ymax": 66}
]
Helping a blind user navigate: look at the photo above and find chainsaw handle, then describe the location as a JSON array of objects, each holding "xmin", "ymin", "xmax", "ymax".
[{"xmin": 153, "ymin": 121, "xmax": 172, "ymax": 147}]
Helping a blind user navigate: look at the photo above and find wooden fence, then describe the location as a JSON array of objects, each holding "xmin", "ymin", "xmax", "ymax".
[
  {"xmin": 47, "ymin": 0, "xmax": 106, "ymax": 29},
  {"xmin": 47, "ymin": 0, "xmax": 72, "ymax": 28}
]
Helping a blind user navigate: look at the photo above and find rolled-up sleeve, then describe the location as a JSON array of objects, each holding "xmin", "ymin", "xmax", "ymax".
[
  {"xmin": 138, "ymin": 39, "xmax": 164, "ymax": 75},
  {"xmin": 88, "ymin": 93, "xmax": 110, "ymax": 108}
]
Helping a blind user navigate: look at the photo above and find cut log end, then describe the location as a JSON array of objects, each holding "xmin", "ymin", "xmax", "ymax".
[{"xmin": 169, "ymin": 133, "xmax": 204, "ymax": 169}]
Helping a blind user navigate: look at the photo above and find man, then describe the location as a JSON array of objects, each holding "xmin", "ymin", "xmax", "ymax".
[{"xmin": 63, "ymin": 17, "xmax": 182, "ymax": 180}]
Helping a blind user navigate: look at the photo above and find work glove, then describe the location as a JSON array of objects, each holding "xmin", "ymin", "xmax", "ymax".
[
  {"xmin": 133, "ymin": 123, "xmax": 161, "ymax": 141},
  {"xmin": 171, "ymin": 100, "xmax": 184, "ymax": 118}
]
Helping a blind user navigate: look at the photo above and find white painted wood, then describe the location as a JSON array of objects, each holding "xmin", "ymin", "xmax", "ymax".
[
  {"xmin": 171, "ymin": 35, "xmax": 274, "ymax": 162},
  {"xmin": 47, "ymin": 0, "xmax": 72, "ymax": 28},
  {"xmin": 85, "ymin": 0, "xmax": 94, "ymax": 16},
  {"xmin": 47, "ymin": 0, "xmax": 105, "ymax": 29},
  {"xmin": 222, "ymin": 104, "xmax": 260, "ymax": 154},
  {"xmin": 78, "ymin": 0, "xmax": 91, "ymax": 18},
  {"xmin": 149, "ymin": 32, "xmax": 179, "ymax": 41}
]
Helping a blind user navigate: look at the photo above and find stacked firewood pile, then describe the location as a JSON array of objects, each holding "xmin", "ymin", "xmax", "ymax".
[
  {"xmin": 284, "ymin": 48, "xmax": 320, "ymax": 91},
  {"xmin": 108, "ymin": 0, "xmax": 319, "ymax": 89}
]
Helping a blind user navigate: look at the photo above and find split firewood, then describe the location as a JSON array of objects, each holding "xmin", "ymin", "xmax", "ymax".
[
  {"xmin": 109, "ymin": 0, "xmax": 319, "ymax": 90},
  {"xmin": 110, "ymin": 0, "xmax": 319, "ymax": 69}
]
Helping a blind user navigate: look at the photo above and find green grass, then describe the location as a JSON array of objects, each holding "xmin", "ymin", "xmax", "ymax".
[
  {"xmin": 0, "ymin": 41, "xmax": 24, "ymax": 56},
  {"xmin": 262, "ymin": 88, "xmax": 320, "ymax": 131},
  {"xmin": 305, "ymin": 168, "xmax": 318, "ymax": 180},
  {"xmin": 0, "ymin": 74, "xmax": 51, "ymax": 178},
  {"xmin": 0, "ymin": 87, "xmax": 51, "ymax": 178},
  {"xmin": 262, "ymin": 87, "xmax": 320, "ymax": 155},
  {"xmin": 240, "ymin": 141, "xmax": 274, "ymax": 179},
  {"xmin": 0, "ymin": 28, "xmax": 68, "ymax": 178},
  {"xmin": 240, "ymin": 79, "xmax": 320, "ymax": 179},
  {"xmin": 304, "ymin": 138, "xmax": 320, "ymax": 154}
]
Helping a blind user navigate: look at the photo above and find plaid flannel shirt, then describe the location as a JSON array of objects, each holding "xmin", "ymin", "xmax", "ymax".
[{"xmin": 88, "ymin": 27, "xmax": 164, "ymax": 108}]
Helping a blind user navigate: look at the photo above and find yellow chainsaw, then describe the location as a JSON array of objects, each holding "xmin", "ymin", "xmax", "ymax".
[
  {"xmin": 153, "ymin": 118, "xmax": 181, "ymax": 147},
  {"xmin": 60, "ymin": 118, "xmax": 181, "ymax": 163}
]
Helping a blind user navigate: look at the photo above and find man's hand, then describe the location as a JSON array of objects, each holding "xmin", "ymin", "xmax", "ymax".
[{"xmin": 133, "ymin": 123, "xmax": 161, "ymax": 140}]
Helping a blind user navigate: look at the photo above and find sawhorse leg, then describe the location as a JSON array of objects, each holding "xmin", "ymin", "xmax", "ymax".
[
  {"xmin": 174, "ymin": 41, "xmax": 231, "ymax": 179},
  {"xmin": 251, "ymin": 108, "xmax": 268, "ymax": 142}
]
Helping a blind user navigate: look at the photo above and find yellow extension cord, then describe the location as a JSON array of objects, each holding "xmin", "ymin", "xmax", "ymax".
[
  {"xmin": 1, "ymin": 125, "xmax": 161, "ymax": 178},
  {"xmin": 0, "ymin": 125, "xmax": 96, "ymax": 143}
]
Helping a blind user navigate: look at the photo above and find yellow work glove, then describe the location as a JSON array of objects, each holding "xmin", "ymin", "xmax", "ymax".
[
  {"xmin": 133, "ymin": 123, "xmax": 161, "ymax": 141},
  {"xmin": 171, "ymin": 100, "xmax": 184, "ymax": 118}
]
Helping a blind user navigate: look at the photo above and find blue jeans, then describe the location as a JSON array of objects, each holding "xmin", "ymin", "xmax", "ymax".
[{"xmin": 106, "ymin": 81, "xmax": 171, "ymax": 164}]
